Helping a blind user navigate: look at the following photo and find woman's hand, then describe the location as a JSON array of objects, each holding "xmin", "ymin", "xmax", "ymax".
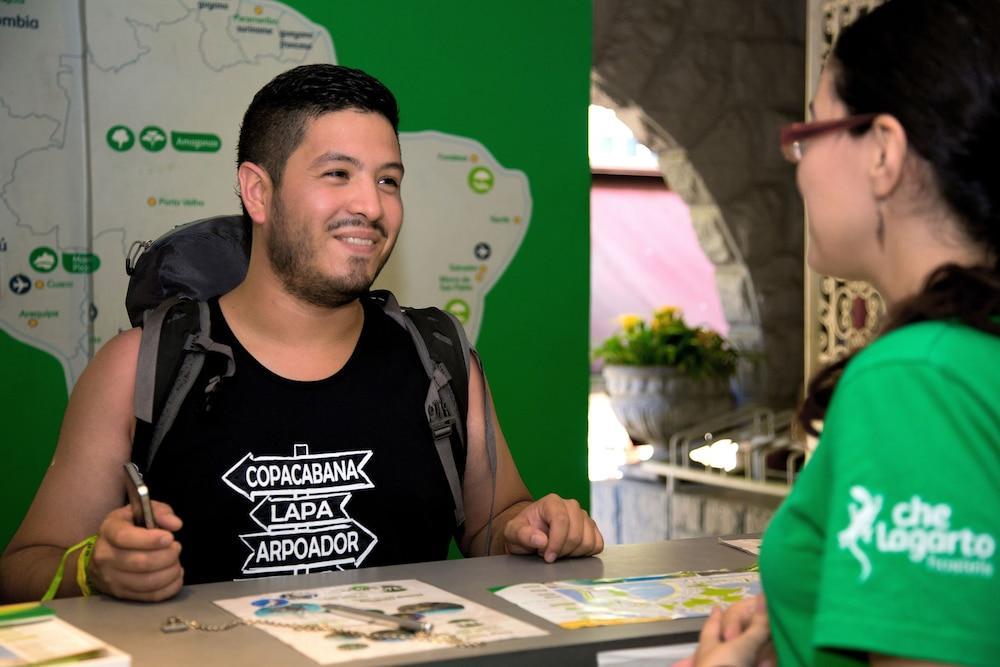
[{"xmin": 673, "ymin": 594, "xmax": 774, "ymax": 667}]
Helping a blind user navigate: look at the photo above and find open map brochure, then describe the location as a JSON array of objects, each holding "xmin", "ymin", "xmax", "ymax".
[
  {"xmin": 493, "ymin": 569, "xmax": 760, "ymax": 629},
  {"xmin": 213, "ymin": 579, "xmax": 545, "ymax": 664}
]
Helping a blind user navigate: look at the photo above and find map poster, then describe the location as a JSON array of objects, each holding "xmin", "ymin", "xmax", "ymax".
[
  {"xmin": 213, "ymin": 578, "xmax": 546, "ymax": 664},
  {"xmin": 1, "ymin": 0, "xmax": 530, "ymax": 384},
  {"xmin": 493, "ymin": 570, "xmax": 761, "ymax": 630}
]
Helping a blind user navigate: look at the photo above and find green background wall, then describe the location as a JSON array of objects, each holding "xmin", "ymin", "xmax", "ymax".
[{"xmin": 0, "ymin": 1, "xmax": 591, "ymax": 552}]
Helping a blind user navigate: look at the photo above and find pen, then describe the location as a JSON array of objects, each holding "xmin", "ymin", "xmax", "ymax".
[{"xmin": 323, "ymin": 603, "xmax": 433, "ymax": 634}]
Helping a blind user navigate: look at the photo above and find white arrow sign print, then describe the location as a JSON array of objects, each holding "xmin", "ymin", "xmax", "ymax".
[
  {"xmin": 249, "ymin": 492, "xmax": 352, "ymax": 532},
  {"xmin": 239, "ymin": 522, "xmax": 378, "ymax": 575},
  {"xmin": 222, "ymin": 450, "xmax": 374, "ymax": 500}
]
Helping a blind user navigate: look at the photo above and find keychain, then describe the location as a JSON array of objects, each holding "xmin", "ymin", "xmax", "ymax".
[{"xmin": 159, "ymin": 614, "xmax": 481, "ymax": 648}]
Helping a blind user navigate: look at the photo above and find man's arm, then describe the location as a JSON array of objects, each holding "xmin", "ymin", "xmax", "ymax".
[
  {"xmin": 458, "ymin": 356, "xmax": 603, "ymax": 560},
  {"xmin": 0, "ymin": 329, "xmax": 183, "ymax": 602}
]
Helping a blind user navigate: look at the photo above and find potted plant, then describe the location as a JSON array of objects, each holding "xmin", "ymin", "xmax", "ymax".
[{"xmin": 594, "ymin": 307, "xmax": 739, "ymax": 459}]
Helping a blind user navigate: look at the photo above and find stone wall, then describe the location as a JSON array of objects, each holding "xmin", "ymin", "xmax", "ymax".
[{"xmin": 593, "ymin": 0, "xmax": 806, "ymax": 409}]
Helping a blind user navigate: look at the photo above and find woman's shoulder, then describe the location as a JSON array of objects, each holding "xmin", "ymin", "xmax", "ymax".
[
  {"xmin": 844, "ymin": 319, "xmax": 1000, "ymax": 382},
  {"xmin": 824, "ymin": 321, "xmax": 1000, "ymax": 462}
]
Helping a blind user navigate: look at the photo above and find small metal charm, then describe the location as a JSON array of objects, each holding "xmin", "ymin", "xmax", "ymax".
[{"xmin": 160, "ymin": 616, "xmax": 190, "ymax": 633}]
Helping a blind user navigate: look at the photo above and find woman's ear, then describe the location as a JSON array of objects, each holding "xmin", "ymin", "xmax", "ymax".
[
  {"xmin": 869, "ymin": 114, "xmax": 908, "ymax": 199},
  {"xmin": 237, "ymin": 162, "xmax": 273, "ymax": 225}
]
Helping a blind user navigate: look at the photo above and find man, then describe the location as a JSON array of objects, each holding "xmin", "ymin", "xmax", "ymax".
[{"xmin": 0, "ymin": 65, "xmax": 602, "ymax": 602}]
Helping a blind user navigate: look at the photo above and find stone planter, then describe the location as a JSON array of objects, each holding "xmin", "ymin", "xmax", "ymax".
[{"xmin": 601, "ymin": 365, "xmax": 733, "ymax": 459}]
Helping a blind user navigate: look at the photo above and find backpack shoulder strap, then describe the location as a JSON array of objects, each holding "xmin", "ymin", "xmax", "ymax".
[
  {"xmin": 132, "ymin": 297, "xmax": 235, "ymax": 473},
  {"xmin": 416, "ymin": 312, "xmax": 498, "ymax": 553},
  {"xmin": 370, "ymin": 290, "xmax": 482, "ymax": 530}
]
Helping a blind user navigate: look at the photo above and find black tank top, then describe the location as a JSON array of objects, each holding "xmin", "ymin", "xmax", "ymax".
[{"xmin": 145, "ymin": 298, "xmax": 455, "ymax": 584}]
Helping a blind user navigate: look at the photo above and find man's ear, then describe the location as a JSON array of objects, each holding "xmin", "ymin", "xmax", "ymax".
[
  {"xmin": 237, "ymin": 162, "xmax": 273, "ymax": 225},
  {"xmin": 869, "ymin": 114, "xmax": 908, "ymax": 199}
]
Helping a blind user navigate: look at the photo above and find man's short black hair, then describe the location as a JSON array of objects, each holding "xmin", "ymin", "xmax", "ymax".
[{"xmin": 236, "ymin": 64, "xmax": 400, "ymax": 232}]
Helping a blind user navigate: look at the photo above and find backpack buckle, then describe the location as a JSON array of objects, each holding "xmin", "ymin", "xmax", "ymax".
[
  {"xmin": 432, "ymin": 422, "xmax": 453, "ymax": 440},
  {"xmin": 427, "ymin": 399, "xmax": 455, "ymax": 440}
]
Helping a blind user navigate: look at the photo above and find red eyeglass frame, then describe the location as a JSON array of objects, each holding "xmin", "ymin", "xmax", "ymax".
[{"xmin": 779, "ymin": 113, "xmax": 878, "ymax": 163}]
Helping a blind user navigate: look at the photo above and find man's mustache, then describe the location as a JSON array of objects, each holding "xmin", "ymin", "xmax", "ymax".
[{"xmin": 327, "ymin": 217, "xmax": 387, "ymax": 238}]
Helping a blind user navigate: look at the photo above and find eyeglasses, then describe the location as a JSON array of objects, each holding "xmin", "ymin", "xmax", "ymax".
[{"xmin": 779, "ymin": 113, "xmax": 878, "ymax": 163}]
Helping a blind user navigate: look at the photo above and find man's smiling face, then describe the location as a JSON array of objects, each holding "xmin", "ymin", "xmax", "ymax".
[{"xmin": 264, "ymin": 109, "xmax": 404, "ymax": 308}]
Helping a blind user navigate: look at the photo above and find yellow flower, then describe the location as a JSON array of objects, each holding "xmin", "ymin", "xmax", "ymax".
[
  {"xmin": 654, "ymin": 306, "xmax": 681, "ymax": 321},
  {"xmin": 617, "ymin": 314, "xmax": 643, "ymax": 332}
]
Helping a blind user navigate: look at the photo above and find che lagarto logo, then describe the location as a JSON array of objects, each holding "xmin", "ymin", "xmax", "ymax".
[{"xmin": 838, "ymin": 486, "xmax": 995, "ymax": 581}]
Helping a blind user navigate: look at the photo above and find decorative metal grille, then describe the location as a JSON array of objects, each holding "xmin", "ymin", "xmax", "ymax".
[
  {"xmin": 816, "ymin": 277, "xmax": 885, "ymax": 363},
  {"xmin": 820, "ymin": 0, "xmax": 885, "ymax": 59}
]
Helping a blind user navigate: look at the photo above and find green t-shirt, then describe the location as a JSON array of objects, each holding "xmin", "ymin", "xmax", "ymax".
[{"xmin": 760, "ymin": 321, "xmax": 1000, "ymax": 666}]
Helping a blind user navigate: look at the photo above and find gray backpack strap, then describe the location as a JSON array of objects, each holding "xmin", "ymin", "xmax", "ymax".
[
  {"xmin": 134, "ymin": 297, "xmax": 180, "ymax": 424},
  {"xmin": 137, "ymin": 300, "xmax": 235, "ymax": 471},
  {"xmin": 147, "ymin": 347, "xmax": 206, "ymax": 470},
  {"xmin": 433, "ymin": 310, "xmax": 471, "ymax": 450},
  {"xmin": 426, "ymin": 361, "xmax": 466, "ymax": 528},
  {"xmin": 470, "ymin": 349, "xmax": 497, "ymax": 556},
  {"xmin": 436, "ymin": 308, "xmax": 496, "ymax": 554},
  {"xmin": 188, "ymin": 323, "xmax": 236, "ymax": 397},
  {"xmin": 375, "ymin": 290, "xmax": 499, "ymax": 550},
  {"xmin": 381, "ymin": 292, "xmax": 466, "ymax": 526},
  {"xmin": 440, "ymin": 311, "xmax": 472, "ymax": 396}
]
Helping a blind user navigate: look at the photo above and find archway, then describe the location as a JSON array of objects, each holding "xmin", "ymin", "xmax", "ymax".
[{"xmin": 593, "ymin": 0, "xmax": 806, "ymax": 408}]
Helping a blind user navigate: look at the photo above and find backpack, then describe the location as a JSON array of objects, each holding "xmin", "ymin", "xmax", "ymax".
[{"xmin": 124, "ymin": 215, "xmax": 498, "ymax": 537}]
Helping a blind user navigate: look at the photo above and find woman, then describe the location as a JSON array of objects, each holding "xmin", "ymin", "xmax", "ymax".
[{"xmin": 684, "ymin": 0, "xmax": 1000, "ymax": 665}]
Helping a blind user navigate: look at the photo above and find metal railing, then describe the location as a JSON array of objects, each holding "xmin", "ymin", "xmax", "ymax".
[{"xmin": 640, "ymin": 405, "xmax": 805, "ymax": 498}]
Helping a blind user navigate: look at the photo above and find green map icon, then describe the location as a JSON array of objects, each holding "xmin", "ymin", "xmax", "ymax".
[
  {"xmin": 139, "ymin": 126, "xmax": 167, "ymax": 152},
  {"xmin": 468, "ymin": 166, "xmax": 494, "ymax": 194},
  {"xmin": 106, "ymin": 125, "xmax": 134, "ymax": 151},
  {"xmin": 445, "ymin": 298, "xmax": 471, "ymax": 323},
  {"xmin": 29, "ymin": 246, "xmax": 58, "ymax": 273}
]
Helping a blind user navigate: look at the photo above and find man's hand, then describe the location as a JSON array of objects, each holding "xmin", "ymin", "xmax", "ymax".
[
  {"xmin": 502, "ymin": 494, "xmax": 604, "ymax": 562},
  {"xmin": 673, "ymin": 595, "xmax": 773, "ymax": 667},
  {"xmin": 87, "ymin": 501, "xmax": 184, "ymax": 602}
]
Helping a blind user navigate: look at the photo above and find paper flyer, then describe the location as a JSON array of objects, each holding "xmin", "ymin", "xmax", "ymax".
[{"xmin": 214, "ymin": 579, "xmax": 545, "ymax": 663}]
